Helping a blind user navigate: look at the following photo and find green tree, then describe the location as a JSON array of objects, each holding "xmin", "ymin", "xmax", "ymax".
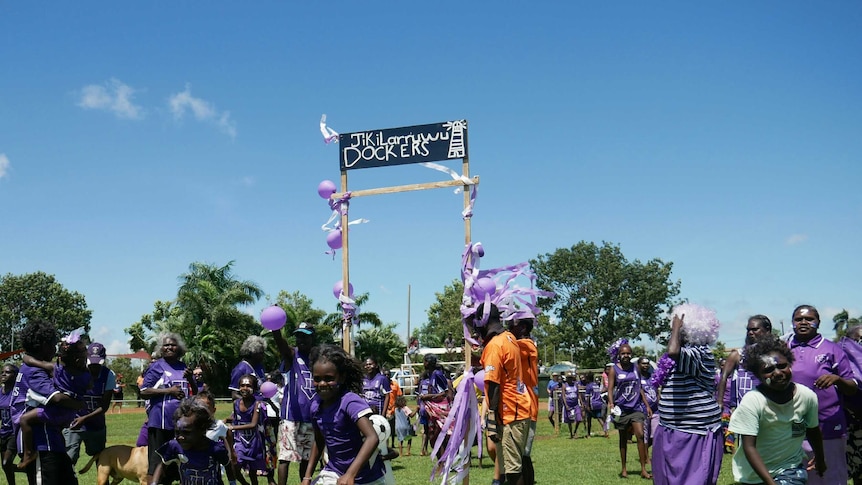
[
  {"xmin": 531, "ymin": 241, "xmax": 682, "ymax": 369},
  {"xmin": 0, "ymin": 272, "xmax": 92, "ymax": 352},
  {"xmin": 712, "ymin": 340, "xmax": 729, "ymax": 360},
  {"xmin": 266, "ymin": 290, "xmax": 331, "ymax": 362},
  {"xmin": 124, "ymin": 261, "xmax": 264, "ymax": 396},
  {"xmin": 833, "ymin": 309, "xmax": 862, "ymax": 340},
  {"xmin": 416, "ymin": 280, "xmax": 464, "ymax": 348},
  {"xmin": 355, "ymin": 323, "xmax": 404, "ymax": 370}
]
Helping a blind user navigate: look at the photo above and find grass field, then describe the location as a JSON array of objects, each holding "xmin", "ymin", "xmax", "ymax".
[{"xmin": 15, "ymin": 404, "xmax": 740, "ymax": 485}]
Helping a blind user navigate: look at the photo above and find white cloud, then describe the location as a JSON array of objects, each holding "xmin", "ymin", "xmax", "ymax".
[
  {"xmin": 0, "ymin": 153, "xmax": 9, "ymax": 179},
  {"xmin": 168, "ymin": 84, "xmax": 237, "ymax": 138},
  {"xmin": 77, "ymin": 78, "xmax": 144, "ymax": 119},
  {"xmin": 786, "ymin": 234, "xmax": 808, "ymax": 245}
]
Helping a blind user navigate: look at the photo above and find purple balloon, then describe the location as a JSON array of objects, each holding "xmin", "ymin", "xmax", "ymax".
[
  {"xmin": 474, "ymin": 370, "xmax": 486, "ymax": 391},
  {"xmin": 473, "ymin": 277, "xmax": 497, "ymax": 300},
  {"xmin": 260, "ymin": 305, "xmax": 287, "ymax": 331},
  {"xmin": 260, "ymin": 381, "xmax": 278, "ymax": 399},
  {"xmin": 326, "ymin": 230, "xmax": 342, "ymax": 250},
  {"xmin": 332, "ymin": 280, "xmax": 355, "ymax": 299},
  {"xmin": 317, "ymin": 180, "xmax": 337, "ymax": 199}
]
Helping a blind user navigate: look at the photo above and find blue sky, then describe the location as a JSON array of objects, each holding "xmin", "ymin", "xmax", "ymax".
[{"xmin": 1, "ymin": 2, "xmax": 860, "ymax": 356}]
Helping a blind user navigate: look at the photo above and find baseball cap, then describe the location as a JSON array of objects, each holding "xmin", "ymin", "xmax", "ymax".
[
  {"xmin": 87, "ymin": 343, "xmax": 107, "ymax": 365},
  {"xmin": 294, "ymin": 322, "xmax": 315, "ymax": 335}
]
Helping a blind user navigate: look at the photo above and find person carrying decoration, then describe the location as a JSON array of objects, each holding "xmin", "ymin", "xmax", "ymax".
[
  {"xmin": 271, "ymin": 320, "xmax": 318, "ymax": 485},
  {"xmin": 473, "ymin": 303, "xmax": 532, "ymax": 485}
]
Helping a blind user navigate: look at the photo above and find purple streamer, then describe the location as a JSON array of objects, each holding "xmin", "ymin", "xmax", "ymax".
[{"xmin": 430, "ymin": 369, "xmax": 482, "ymax": 483}]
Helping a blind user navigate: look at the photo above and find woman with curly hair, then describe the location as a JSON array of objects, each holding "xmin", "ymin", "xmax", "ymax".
[
  {"xmin": 728, "ymin": 334, "xmax": 825, "ymax": 484},
  {"xmin": 651, "ymin": 304, "xmax": 724, "ymax": 485},
  {"xmin": 141, "ymin": 332, "xmax": 197, "ymax": 485}
]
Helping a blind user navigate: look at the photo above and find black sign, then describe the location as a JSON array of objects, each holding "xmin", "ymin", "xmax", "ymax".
[{"xmin": 339, "ymin": 120, "xmax": 468, "ymax": 171}]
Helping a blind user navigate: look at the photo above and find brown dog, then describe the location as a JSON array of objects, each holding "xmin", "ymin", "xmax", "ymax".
[{"xmin": 78, "ymin": 445, "xmax": 149, "ymax": 485}]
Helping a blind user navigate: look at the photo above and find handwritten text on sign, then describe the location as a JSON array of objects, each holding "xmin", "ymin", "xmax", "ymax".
[{"xmin": 339, "ymin": 120, "xmax": 468, "ymax": 171}]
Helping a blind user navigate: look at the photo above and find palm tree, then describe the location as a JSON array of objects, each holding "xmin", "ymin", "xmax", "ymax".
[
  {"xmin": 175, "ymin": 261, "xmax": 264, "ymax": 395},
  {"xmin": 355, "ymin": 324, "xmax": 404, "ymax": 369},
  {"xmin": 323, "ymin": 292, "xmax": 384, "ymax": 334}
]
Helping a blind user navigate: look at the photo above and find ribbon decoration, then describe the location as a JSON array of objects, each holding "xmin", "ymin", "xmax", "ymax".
[
  {"xmin": 320, "ymin": 191, "xmax": 369, "ymax": 258},
  {"xmin": 419, "ymin": 162, "xmax": 475, "ymax": 194},
  {"xmin": 319, "ymin": 114, "xmax": 339, "ymax": 144},
  {"xmin": 62, "ymin": 327, "xmax": 85, "ymax": 344},
  {"xmin": 608, "ymin": 338, "xmax": 629, "ymax": 362},
  {"xmin": 459, "ymin": 242, "xmax": 555, "ymax": 345},
  {"xmin": 430, "ymin": 368, "xmax": 483, "ymax": 484}
]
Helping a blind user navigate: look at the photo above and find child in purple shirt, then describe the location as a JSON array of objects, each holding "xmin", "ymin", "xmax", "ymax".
[
  {"xmin": 154, "ymin": 398, "xmax": 229, "ymax": 485},
  {"xmin": 306, "ymin": 345, "xmax": 386, "ymax": 485},
  {"xmin": 17, "ymin": 336, "xmax": 90, "ymax": 469},
  {"xmin": 361, "ymin": 358, "xmax": 391, "ymax": 415}
]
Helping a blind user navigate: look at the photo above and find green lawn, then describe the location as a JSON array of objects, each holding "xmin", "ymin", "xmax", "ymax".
[{"xmin": 26, "ymin": 405, "xmax": 740, "ymax": 485}]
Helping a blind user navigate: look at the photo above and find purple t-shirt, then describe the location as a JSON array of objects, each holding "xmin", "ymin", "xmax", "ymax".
[
  {"xmin": 789, "ymin": 334, "xmax": 857, "ymax": 439},
  {"xmin": 16, "ymin": 364, "xmax": 67, "ymax": 452},
  {"xmin": 612, "ymin": 363, "xmax": 642, "ymax": 413},
  {"xmin": 74, "ymin": 366, "xmax": 115, "ymax": 430},
  {"xmin": 229, "ymin": 360, "xmax": 266, "ymax": 393},
  {"xmin": 640, "ymin": 376, "xmax": 658, "ymax": 413},
  {"xmin": 231, "ymin": 399, "xmax": 266, "ymax": 470},
  {"xmin": 0, "ymin": 386, "xmax": 13, "ymax": 438},
  {"xmin": 280, "ymin": 349, "xmax": 316, "ymax": 423},
  {"xmin": 563, "ymin": 382, "xmax": 579, "ymax": 409},
  {"xmin": 310, "ymin": 391, "xmax": 385, "ymax": 484},
  {"xmin": 361, "ymin": 373, "xmax": 391, "ymax": 413},
  {"xmin": 733, "ymin": 352, "xmax": 760, "ymax": 408},
  {"xmin": 586, "ymin": 382, "xmax": 603, "ymax": 410},
  {"xmin": 156, "ymin": 438, "xmax": 229, "ymax": 485},
  {"xmin": 142, "ymin": 359, "xmax": 189, "ymax": 430}
]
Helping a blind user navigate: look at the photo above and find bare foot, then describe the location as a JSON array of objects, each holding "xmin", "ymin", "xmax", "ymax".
[
  {"xmin": 619, "ymin": 471, "xmax": 628, "ymax": 479},
  {"xmin": 18, "ymin": 452, "xmax": 36, "ymax": 470},
  {"xmin": 640, "ymin": 471, "xmax": 652, "ymax": 480}
]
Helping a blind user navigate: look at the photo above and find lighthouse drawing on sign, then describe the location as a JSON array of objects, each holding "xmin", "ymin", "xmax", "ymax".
[{"xmin": 443, "ymin": 120, "xmax": 467, "ymax": 159}]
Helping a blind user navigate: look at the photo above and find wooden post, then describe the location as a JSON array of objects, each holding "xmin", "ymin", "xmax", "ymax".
[{"xmin": 340, "ymin": 170, "xmax": 351, "ymax": 354}]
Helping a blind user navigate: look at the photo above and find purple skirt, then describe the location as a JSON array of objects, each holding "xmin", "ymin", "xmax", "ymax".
[{"xmin": 651, "ymin": 425, "xmax": 723, "ymax": 485}]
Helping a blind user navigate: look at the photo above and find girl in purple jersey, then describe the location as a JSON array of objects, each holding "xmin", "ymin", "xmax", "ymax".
[
  {"xmin": 229, "ymin": 374, "xmax": 268, "ymax": 485},
  {"xmin": 306, "ymin": 345, "xmax": 385, "ymax": 485}
]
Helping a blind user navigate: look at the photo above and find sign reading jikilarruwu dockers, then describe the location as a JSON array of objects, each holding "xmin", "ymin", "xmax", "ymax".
[{"xmin": 339, "ymin": 120, "xmax": 468, "ymax": 171}]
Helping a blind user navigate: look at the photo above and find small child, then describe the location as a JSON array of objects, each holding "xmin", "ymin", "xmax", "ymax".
[
  {"xmin": 153, "ymin": 398, "xmax": 229, "ymax": 485},
  {"xmin": 393, "ymin": 395, "xmax": 414, "ymax": 456},
  {"xmin": 229, "ymin": 374, "xmax": 268, "ymax": 485},
  {"xmin": 18, "ymin": 332, "xmax": 90, "ymax": 469},
  {"xmin": 306, "ymin": 344, "xmax": 386, "ymax": 485},
  {"xmin": 193, "ymin": 390, "xmax": 239, "ymax": 485},
  {"xmin": 562, "ymin": 374, "xmax": 582, "ymax": 439}
]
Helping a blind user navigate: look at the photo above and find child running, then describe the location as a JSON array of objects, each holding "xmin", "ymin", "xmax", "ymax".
[
  {"xmin": 153, "ymin": 398, "xmax": 229, "ymax": 485},
  {"xmin": 306, "ymin": 344, "xmax": 386, "ymax": 485},
  {"xmin": 393, "ymin": 395, "xmax": 414, "ymax": 456},
  {"xmin": 17, "ymin": 331, "xmax": 90, "ymax": 469},
  {"xmin": 229, "ymin": 374, "xmax": 269, "ymax": 485}
]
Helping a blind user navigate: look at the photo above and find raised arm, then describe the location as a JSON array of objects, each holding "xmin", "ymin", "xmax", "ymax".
[
  {"xmin": 667, "ymin": 314, "xmax": 685, "ymax": 360},
  {"xmin": 717, "ymin": 349, "xmax": 741, "ymax": 408}
]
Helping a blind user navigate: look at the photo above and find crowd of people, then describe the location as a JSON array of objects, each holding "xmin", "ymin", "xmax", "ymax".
[{"xmin": 3, "ymin": 302, "xmax": 862, "ymax": 485}]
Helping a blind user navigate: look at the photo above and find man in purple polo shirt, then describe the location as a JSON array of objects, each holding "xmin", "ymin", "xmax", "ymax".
[
  {"xmin": 13, "ymin": 320, "xmax": 84, "ymax": 485},
  {"xmin": 272, "ymin": 321, "xmax": 317, "ymax": 485},
  {"xmin": 788, "ymin": 304, "xmax": 859, "ymax": 485}
]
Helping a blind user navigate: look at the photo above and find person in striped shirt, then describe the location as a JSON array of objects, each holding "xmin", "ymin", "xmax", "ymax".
[{"xmin": 652, "ymin": 307, "xmax": 724, "ymax": 485}]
